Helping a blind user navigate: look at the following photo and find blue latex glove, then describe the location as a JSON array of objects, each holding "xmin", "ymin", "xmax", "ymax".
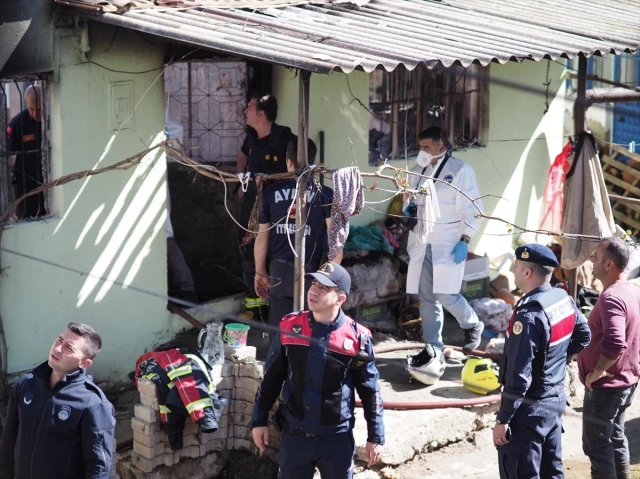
[
  {"xmin": 451, "ymin": 240, "xmax": 468, "ymax": 265},
  {"xmin": 403, "ymin": 203, "xmax": 417, "ymax": 217}
]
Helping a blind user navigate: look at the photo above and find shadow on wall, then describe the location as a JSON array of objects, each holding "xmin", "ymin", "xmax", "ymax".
[
  {"xmin": 513, "ymin": 131, "xmax": 551, "ymax": 233},
  {"xmin": 52, "ymin": 132, "xmax": 168, "ymax": 307}
]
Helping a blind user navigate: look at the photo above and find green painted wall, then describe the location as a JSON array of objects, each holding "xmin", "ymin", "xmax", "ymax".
[
  {"xmin": 0, "ymin": 24, "xmax": 186, "ymax": 381},
  {"xmin": 273, "ymin": 60, "xmax": 568, "ymax": 260}
]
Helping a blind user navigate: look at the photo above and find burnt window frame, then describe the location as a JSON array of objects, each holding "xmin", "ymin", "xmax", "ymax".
[{"xmin": 368, "ymin": 64, "xmax": 489, "ymax": 165}]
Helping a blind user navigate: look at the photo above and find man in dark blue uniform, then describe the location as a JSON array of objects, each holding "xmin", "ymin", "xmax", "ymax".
[
  {"xmin": 7, "ymin": 85, "xmax": 46, "ymax": 219},
  {"xmin": 254, "ymin": 136, "xmax": 342, "ymax": 325},
  {"xmin": 236, "ymin": 94, "xmax": 293, "ymax": 309},
  {"xmin": 493, "ymin": 244, "xmax": 591, "ymax": 478},
  {"xmin": 0, "ymin": 322, "xmax": 115, "ymax": 478},
  {"xmin": 251, "ymin": 262, "xmax": 384, "ymax": 478}
]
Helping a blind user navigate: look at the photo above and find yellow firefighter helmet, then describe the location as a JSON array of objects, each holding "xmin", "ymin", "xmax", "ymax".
[{"xmin": 461, "ymin": 357, "xmax": 501, "ymax": 395}]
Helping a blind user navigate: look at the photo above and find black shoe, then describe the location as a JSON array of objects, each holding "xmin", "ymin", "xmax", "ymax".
[
  {"xmin": 410, "ymin": 347, "xmax": 434, "ymax": 368},
  {"xmin": 463, "ymin": 322, "xmax": 484, "ymax": 353}
]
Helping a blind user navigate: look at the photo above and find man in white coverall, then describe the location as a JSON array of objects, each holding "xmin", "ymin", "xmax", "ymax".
[{"xmin": 405, "ymin": 126, "xmax": 484, "ymax": 385}]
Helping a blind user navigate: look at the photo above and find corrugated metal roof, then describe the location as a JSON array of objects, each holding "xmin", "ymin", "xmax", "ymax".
[{"xmin": 62, "ymin": 0, "xmax": 640, "ymax": 74}]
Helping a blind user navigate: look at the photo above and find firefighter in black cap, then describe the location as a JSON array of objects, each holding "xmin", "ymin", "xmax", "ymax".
[{"xmin": 494, "ymin": 244, "xmax": 590, "ymax": 478}]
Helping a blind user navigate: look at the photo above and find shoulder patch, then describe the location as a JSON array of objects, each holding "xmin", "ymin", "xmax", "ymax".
[{"xmin": 512, "ymin": 321, "xmax": 523, "ymax": 335}]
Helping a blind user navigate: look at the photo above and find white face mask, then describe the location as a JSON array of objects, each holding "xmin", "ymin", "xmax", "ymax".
[{"xmin": 416, "ymin": 150, "xmax": 446, "ymax": 168}]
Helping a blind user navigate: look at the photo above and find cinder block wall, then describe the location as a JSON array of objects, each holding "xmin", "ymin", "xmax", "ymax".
[{"xmin": 125, "ymin": 356, "xmax": 280, "ymax": 475}]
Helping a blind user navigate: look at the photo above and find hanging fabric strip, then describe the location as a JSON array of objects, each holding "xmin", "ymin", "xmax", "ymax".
[{"xmin": 329, "ymin": 167, "xmax": 364, "ymax": 261}]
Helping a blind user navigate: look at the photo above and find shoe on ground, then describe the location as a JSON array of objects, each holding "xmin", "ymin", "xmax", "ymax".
[{"xmin": 463, "ymin": 321, "xmax": 484, "ymax": 353}]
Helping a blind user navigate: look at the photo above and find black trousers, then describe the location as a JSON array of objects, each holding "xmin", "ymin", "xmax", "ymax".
[{"xmin": 278, "ymin": 431, "xmax": 355, "ymax": 479}]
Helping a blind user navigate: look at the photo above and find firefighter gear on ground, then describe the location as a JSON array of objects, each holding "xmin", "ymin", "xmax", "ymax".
[
  {"xmin": 135, "ymin": 348, "xmax": 227, "ymax": 450},
  {"xmin": 461, "ymin": 357, "xmax": 501, "ymax": 395}
]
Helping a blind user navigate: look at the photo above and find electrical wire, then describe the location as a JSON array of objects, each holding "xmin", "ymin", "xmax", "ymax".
[{"xmin": 74, "ymin": 60, "xmax": 164, "ymax": 75}]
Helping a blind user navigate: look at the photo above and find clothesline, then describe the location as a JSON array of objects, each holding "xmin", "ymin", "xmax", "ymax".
[{"xmin": 170, "ymin": 143, "xmax": 610, "ymax": 242}]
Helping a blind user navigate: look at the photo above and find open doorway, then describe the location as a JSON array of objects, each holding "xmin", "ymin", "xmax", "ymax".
[{"xmin": 163, "ymin": 59, "xmax": 271, "ymax": 304}]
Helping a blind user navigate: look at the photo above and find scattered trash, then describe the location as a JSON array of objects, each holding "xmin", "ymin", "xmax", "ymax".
[{"xmin": 469, "ymin": 298, "xmax": 512, "ymax": 333}]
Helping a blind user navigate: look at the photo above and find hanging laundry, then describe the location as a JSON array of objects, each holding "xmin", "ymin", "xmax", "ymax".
[
  {"xmin": 329, "ymin": 167, "xmax": 364, "ymax": 260},
  {"xmin": 561, "ymin": 132, "xmax": 616, "ymax": 269},
  {"xmin": 415, "ymin": 179, "xmax": 440, "ymax": 243}
]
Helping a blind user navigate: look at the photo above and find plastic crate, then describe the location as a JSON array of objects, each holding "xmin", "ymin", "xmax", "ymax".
[
  {"xmin": 462, "ymin": 252, "xmax": 490, "ymax": 301},
  {"xmin": 354, "ymin": 302, "xmax": 389, "ymax": 323}
]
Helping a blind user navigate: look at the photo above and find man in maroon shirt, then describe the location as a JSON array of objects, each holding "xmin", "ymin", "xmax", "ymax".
[{"xmin": 578, "ymin": 236, "xmax": 640, "ymax": 479}]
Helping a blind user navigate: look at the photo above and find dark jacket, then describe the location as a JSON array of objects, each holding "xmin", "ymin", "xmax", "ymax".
[
  {"xmin": 0, "ymin": 362, "xmax": 115, "ymax": 479},
  {"xmin": 251, "ymin": 310, "xmax": 385, "ymax": 444},
  {"xmin": 497, "ymin": 285, "xmax": 591, "ymax": 424}
]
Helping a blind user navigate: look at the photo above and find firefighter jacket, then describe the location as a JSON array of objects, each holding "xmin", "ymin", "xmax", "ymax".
[
  {"xmin": 251, "ymin": 310, "xmax": 385, "ymax": 444},
  {"xmin": 135, "ymin": 348, "xmax": 227, "ymax": 449},
  {"xmin": 497, "ymin": 285, "xmax": 591, "ymax": 424}
]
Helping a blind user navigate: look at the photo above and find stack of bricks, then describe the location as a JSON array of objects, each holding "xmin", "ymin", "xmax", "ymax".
[
  {"xmin": 130, "ymin": 371, "xmax": 230, "ymax": 474},
  {"xmin": 127, "ymin": 348, "xmax": 283, "ymax": 474},
  {"xmin": 227, "ymin": 357, "xmax": 281, "ymax": 461}
]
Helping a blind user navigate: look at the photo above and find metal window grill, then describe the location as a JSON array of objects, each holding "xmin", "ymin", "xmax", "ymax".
[{"xmin": 0, "ymin": 78, "xmax": 51, "ymax": 221}]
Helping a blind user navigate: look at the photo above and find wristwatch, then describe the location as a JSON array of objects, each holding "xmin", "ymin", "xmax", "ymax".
[{"xmin": 460, "ymin": 236, "xmax": 471, "ymax": 244}]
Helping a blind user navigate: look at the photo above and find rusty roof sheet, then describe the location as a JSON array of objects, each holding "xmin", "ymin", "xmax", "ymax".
[{"xmin": 58, "ymin": 0, "xmax": 640, "ymax": 74}]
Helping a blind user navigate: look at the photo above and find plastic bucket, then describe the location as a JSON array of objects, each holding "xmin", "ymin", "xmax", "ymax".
[{"xmin": 223, "ymin": 323, "xmax": 250, "ymax": 347}]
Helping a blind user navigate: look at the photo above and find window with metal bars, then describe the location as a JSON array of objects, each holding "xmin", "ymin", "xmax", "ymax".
[
  {"xmin": 368, "ymin": 64, "xmax": 488, "ymax": 165},
  {"xmin": 0, "ymin": 78, "xmax": 51, "ymax": 221}
]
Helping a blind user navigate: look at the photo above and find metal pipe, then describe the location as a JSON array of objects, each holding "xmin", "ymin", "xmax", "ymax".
[
  {"xmin": 568, "ymin": 54, "xmax": 588, "ymax": 301},
  {"xmin": 374, "ymin": 342, "xmax": 501, "ymax": 362},
  {"xmin": 584, "ymin": 87, "xmax": 640, "ymax": 108},
  {"xmin": 293, "ymin": 71, "xmax": 311, "ymax": 311},
  {"xmin": 356, "ymin": 394, "xmax": 501, "ymax": 410}
]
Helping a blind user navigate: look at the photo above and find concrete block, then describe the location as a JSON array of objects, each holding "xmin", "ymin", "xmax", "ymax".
[
  {"xmin": 214, "ymin": 376, "xmax": 234, "ymax": 390},
  {"xmin": 230, "ymin": 400, "xmax": 254, "ymax": 414},
  {"xmin": 235, "ymin": 376, "xmax": 260, "ymax": 392},
  {"xmin": 133, "ymin": 441, "xmax": 171, "ymax": 460},
  {"xmin": 234, "ymin": 438, "xmax": 258, "ymax": 454},
  {"xmin": 216, "ymin": 414, "xmax": 229, "ymax": 429},
  {"xmin": 238, "ymin": 362, "xmax": 264, "ymax": 378},
  {"xmin": 233, "ymin": 425, "xmax": 253, "ymax": 441},
  {"xmin": 140, "ymin": 394, "xmax": 159, "ymax": 410},
  {"xmin": 217, "ymin": 389, "xmax": 232, "ymax": 402},
  {"xmin": 137, "ymin": 379, "xmax": 158, "ymax": 398},
  {"xmin": 173, "ymin": 445, "xmax": 201, "ymax": 463},
  {"xmin": 134, "ymin": 404, "xmax": 158, "ymax": 423},
  {"xmin": 224, "ymin": 345, "xmax": 256, "ymax": 362},
  {"xmin": 131, "ymin": 417, "xmax": 159, "ymax": 435},
  {"xmin": 200, "ymin": 426, "xmax": 227, "ymax": 442},
  {"xmin": 182, "ymin": 434, "xmax": 201, "ymax": 447},
  {"xmin": 232, "ymin": 412, "xmax": 252, "ymax": 427},
  {"xmin": 131, "ymin": 453, "xmax": 174, "ymax": 473},
  {"xmin": 200, "ymin": 439, "xmax": 227, "ymax": 455},
  {"xmin": 234, "ymin": 387, "xmax": 257, "ymax": 403},
  {"xmin": 133, "ymin": 430, "xmax": 165, "ymax": 448},
  {"xmin": 183, "ymin": 420, "xmax": 199, "ymax": 435}
]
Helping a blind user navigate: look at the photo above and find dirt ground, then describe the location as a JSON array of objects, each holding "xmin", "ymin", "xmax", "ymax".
[
  {"xmin": 393, "ymin": 401, "xmax": 640, "ymax": 479},
  {"xmin": 112, "ymin": 315, "xmax": 640, "ymax": 479}
]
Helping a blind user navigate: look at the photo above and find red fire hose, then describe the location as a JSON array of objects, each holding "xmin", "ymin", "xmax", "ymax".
[{"xmin": 355, "ymin": 343, "xmax": 502, "ymax": 410}]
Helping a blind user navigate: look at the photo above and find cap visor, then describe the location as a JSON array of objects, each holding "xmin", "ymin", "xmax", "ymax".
[{"xmin": 305, "ymin": 272, "xmax": 338, "ymax": 288}]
